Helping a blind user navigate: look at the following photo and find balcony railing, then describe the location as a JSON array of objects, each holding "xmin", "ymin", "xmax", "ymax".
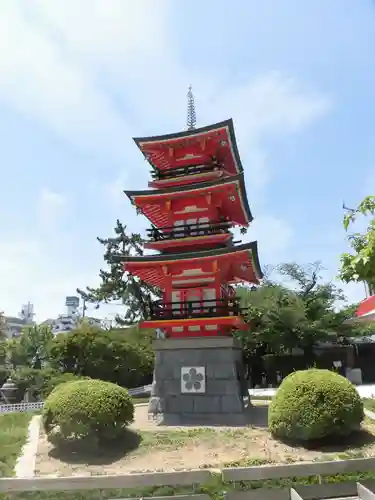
[
  {"xmin": 146, "ymin": 220, "xmax": 232, "ymax": 242},
  {"xmin": 150, "ymin": 162, "xmax": 223, "ymax": 181},
  {"xmin": 146, "ymin": 299, "xmax": 247, "ymax": 321}
]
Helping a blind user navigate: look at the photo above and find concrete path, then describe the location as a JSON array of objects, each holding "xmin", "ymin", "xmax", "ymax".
[
  {"xmin": 14, "ymin": 415, "xmax": 41, "ymax": 478},
  {"xmin": 249, "ymin": 384, "xmax": 375, "ymax": 399}
]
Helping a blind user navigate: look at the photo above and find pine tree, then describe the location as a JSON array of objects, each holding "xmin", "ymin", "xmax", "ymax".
[{"xmin": 77, "ymin": 220, "xmax": 161, "ymax": 324}]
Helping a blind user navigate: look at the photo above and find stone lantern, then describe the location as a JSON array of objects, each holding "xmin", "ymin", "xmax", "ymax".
[{"xmin": 1, "ymin": 377, "xmax": 18, "ymax": 404}]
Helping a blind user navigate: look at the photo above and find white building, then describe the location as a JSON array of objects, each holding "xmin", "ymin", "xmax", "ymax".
[
  {"xmin": 4, "ymin": 302, "xmax": 35, "ymax": 338},
  {"xmin": 43, "ymin": 296, "xmax": 102, "ymax": 335}
]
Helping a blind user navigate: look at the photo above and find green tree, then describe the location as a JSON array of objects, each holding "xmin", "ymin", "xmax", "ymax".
[
  {"xmin": 339, "ymin": 195, "xmax": 375, "ymax": 294},
  {"xmin": 49, "ymin": 323, "xmax": 154, "ymax": 388},
  {"xmin": 77, "ymin": 220, "xmax": 160, "ymax": 324},
  {"xmin": 237, "ymin": 262, "xmax": 365, "ymax": 359},
  {"xmin": 0, "ymin": 312, "xmax": 8, "ymax": 339},
  {"xmin": 7, "ymin": 325, "xmax": 53, "ymax": 369}
]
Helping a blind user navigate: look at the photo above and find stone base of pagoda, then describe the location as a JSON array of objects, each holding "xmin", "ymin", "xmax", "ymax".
[{"xmin": 148, "ymin": 336, "xmax": 249, "ymax": 426}]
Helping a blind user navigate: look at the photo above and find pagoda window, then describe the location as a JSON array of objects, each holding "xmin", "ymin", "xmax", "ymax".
[
  {"xmin": 186, "ymin": 218, "xmax": 198, "ymax": 236},
  {"xmin": 169, "ymin": 288, "xmax": 218, "ymax": 318},
  {"xmin": 172, "ymin": 326, "xmax": 183, "ymax": 332},
  {"xmin": 203, "ymin": 288, "xmax": 216, "ymax": 312},
  {"xmin": 173, "ymin": 220, "xmax": 185, "ymax": 238},
  {"xmin": 198, "ymin": 217, "xmax": 210, "ymax": 235},
  {"xmin": 188, "ymin": 325, "xmax": 200, "ymax": 332},
  {"xmin": 171, "ymin": 290, "xmax": 183, "ymax": 316},
  {"xmin": 172, "ymin": 217, "xmax": 213, "ymax": 237}
]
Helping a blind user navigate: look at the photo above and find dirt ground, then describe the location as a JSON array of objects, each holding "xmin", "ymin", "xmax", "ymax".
[{"xmin": 35, "ymin": 405, "xmax": 375, "ymax": 476}]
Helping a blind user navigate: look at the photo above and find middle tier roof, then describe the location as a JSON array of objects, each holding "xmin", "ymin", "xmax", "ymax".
[{"xmin": 125, "ymin": 173, "xmax": 253, "ymax": 229}]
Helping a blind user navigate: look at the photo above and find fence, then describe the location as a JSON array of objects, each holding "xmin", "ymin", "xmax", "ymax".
[
  {"xmin": 0, "ymin": 401, "xmax": 44, "ymax": 413},
  {"xmin": 1, "ymin": 457, "xmax": 375, "ymax": 499},
  {"xmin": 0, "ymin": 387, "xmax": 151, "ymax": 414}
]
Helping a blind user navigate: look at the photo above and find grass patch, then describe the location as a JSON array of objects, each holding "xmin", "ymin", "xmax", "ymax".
[{"xmin": 0, "ymin": 412, "xmax": 32, "ymax": 477}]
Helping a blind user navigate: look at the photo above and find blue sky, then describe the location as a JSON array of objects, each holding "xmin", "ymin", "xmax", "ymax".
[{"xmin": 0, "ymin": 0, "xmax": 373, "ymax": 321}]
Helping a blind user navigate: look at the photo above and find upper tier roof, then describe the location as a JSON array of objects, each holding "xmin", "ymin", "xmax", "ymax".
[
  {"xmin": 133, "ymin": 119, "xmax": 243, "ymax": 176},
  {"xmin": 124, "ymin": 174, "xmax": 253, "ymax": 228}
]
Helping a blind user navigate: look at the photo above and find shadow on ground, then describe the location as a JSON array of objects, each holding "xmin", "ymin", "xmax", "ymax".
[
  {"xmin": 276, "ymin": 427, "xmax": 375, "ymax": 454},
  {"xmin": 48, "ymin": 428, "xmax": 142, "ymax": 465}
]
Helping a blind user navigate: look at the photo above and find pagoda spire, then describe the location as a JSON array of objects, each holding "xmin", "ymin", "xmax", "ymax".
[{"xmin": 186, "ymin": 85, "xmax": 197, "ymax": 130}]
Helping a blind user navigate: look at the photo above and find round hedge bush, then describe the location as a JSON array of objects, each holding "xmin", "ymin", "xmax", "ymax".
[
  {"xmin": 268, "ymin": 369, "xmax": 364, "ymax": 441},
  {"xmin": 42, "ymin": 379, "xmax": 134, "ymax": 447}
]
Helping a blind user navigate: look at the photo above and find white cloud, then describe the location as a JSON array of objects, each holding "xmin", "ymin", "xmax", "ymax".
[
  {"xmin": 237, "ymin": 215, "xmax": 294, "ymax": 267},
  {"xmin": 0, "ymin": 238, "xmax": 83, "ymax": 320},
  {"xmin": 0, "ymin": 1, "xmax": 333, "ymax": 319},
  {"xmin": 0, "ymin": 1, "xmax": 131, "ymax": 162}
]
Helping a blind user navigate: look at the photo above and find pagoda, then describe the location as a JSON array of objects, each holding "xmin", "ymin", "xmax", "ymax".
[{"xmin": 117, "ymin": 88, "xmax": 263, "ymax": 424}]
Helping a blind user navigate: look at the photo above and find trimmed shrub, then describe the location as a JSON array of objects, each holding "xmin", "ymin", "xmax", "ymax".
[
  {"xmin": 268, "ymin": 368, "xmax": 364, "ymax": 441},
  {"xmin": 42, "ymin": 379, "xmax": 134, "ymax": 447},
  {"xmin": 41, "ymin": 373, "xmax": 91, "ymax": 399}
]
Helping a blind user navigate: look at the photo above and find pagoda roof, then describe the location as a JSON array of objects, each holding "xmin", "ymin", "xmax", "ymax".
[
  {"xmin": 125, "ymin": 173, "xmax": 253, "ymax": 228},
  {"xmin": 112, "ymin": 241, "xmax": 262, "ymax": 289},
  {"xmin": 133, "ymin": 119, "xmax": 243, "ymax": 176}
]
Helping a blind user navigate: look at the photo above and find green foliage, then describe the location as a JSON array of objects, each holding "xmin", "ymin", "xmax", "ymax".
[
  {"xmin": 49, "ymin": 322, "xmax": 154, "ymax": 388},
  {"xmin": 268, "ymin": 369, "xmax": 364, "ymax": 441},
  {"xmin": 0, "ymin": 340, "xmax": 8, "ymax": 366},
  {"xmin": 11, "ymin": 366, "xmax": 89, "ymax": 401},
  {"xmin": 77, "ymin": 220, "xmax": 161, "ymax": 324},
  {"xmin": 12, "ymin": 367, "xmax": 59, "ymax": 400},
  {"xmin": 237, "ymin": 262, "xmax": 365, "ymax": 358},
  {"xmin": 0, "ymin": 312, "xmax": 7, "ymax": 340},
  {"xmin": 42, "ymin": 379, "xmax": 134, "ymax": 447},
  {"xmin": 42, "ymin": 373, "xmax": 91, "ymax": 399},
  {"xmin": 339, "ymin": 195, "xmax": 375, "ymax": 292},
  {"xmin": 7, "ymin": 324, "xmax": 53, "ymax": 369}
]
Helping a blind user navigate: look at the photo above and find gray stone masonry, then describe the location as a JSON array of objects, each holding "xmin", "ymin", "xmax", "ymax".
[{"xmin": 148, "ymin": 336, "xmax": 249, "ymax": 425}]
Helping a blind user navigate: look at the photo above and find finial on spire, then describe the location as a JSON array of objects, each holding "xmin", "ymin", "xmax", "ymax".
[{"xmin": 187, "ymin": 85, "xmax": 196, "ymax": 130}]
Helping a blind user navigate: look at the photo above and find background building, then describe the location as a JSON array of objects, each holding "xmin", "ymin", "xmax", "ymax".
[
  {"xmin": 43, "ymin": 296, "xmax": 102, "ymax": 335},
  {"xmin": 4, "ymin": 302, "xmax": 35, "ymax": 338}
]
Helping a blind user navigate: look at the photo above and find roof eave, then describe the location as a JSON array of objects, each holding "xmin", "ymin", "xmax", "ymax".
[
  {"xmin": 133, "ymin": 118, "xmax": 244, "ymax": 174},
  {"xmin": 124, "ymin": 173, "xmax": 253, "ymax": 226}
]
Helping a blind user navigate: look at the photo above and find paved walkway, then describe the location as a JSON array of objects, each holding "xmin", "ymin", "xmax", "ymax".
[
  {"xmin": 249, "ymin": 384, "xmax": 375, "ymax": 399},
  {"xmin": 14, "ymin": 415, "xmax": 41, "ymax": 478}
]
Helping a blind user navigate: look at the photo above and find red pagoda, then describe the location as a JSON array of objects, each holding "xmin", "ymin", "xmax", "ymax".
[{"xmin": 118, "ymin": 88, "xmax": 262, "ymax": 424}]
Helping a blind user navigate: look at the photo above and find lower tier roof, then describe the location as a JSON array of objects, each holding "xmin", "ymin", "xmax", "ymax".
[{"xmin": 112, "ymin": 241, "xmax": 262, "ymax": 289}]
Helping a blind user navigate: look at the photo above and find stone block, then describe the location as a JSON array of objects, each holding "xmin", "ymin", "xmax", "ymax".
[
  {"xmin": 167, "ymin": 395, "xmax": 194, "ymax": 413},
  {"xmin": 194, "ymin": 396, "xmax": 221, "ymax": 413},
  {"xmin": 154, "ymin": 364, "xmax": 174, "ymax": 380},
  {"xmin": 163, "ymin": 379, "xmax": 181, "ymax": 396},
  {"xmin": 152, "ymin": 337, "xmax": 247, "ymax": 421},
  {"xmin": 221, "ymin": 395, "xmax": 244, "ymax": 413},
  {"xmin": 154, "ymin": 351, "xmax": 164, "ymax": 364},
  {"xmin": 214, "ymin": 362, "xmax": 237, "ymax": 379},
  {"xmin": 205, "ymin": 380, "xmax": 235, "ymax": 395}
]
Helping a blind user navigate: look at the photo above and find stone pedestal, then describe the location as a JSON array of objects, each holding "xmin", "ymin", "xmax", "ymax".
[{"xmin": 148, "ymin": 337, "xmax": 248, "ymax": 425}]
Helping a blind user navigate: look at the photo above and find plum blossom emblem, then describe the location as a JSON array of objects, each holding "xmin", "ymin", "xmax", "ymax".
[{"xmin": 183, "ymin": 367, "xmax": 204, "ymax": 391}]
